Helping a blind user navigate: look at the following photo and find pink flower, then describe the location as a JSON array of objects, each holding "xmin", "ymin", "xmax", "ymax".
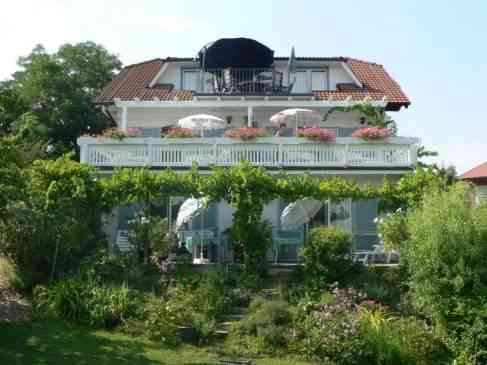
[
  {"xmin": 224, "ymin": 127, "xmax": 267, "ymax": 140},
  {"xmin": 297, "ymin": 127, "xmax": 336, "ymax": 142},
  {"xmin": 352, "ymin": 127, "xmax": 393, "ymax": 140},
  {"xmin": 165, "ymin": 128, "xmax": 199, "ymax": 138}
]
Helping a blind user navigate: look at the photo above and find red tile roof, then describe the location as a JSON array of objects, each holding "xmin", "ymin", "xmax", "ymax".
[
  {"xmin": 95, "ymin": 57, "xmax": 410, "ymax": 110},
  {"xmin": 461, "ymin": 162, "xmax": 487, "ymax": 180}
]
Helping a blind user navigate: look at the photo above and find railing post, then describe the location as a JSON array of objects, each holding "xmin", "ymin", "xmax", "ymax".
[
  {"xmin": 213, "ymin": 142, "xmax": 218, "ymax": 165},
  {"xmin": 278, "ymin": 143, "xmax": 283, "ymax": 166},
  {"xmin": 410, "ymin": 144, "xmax": 418, "ymax": 166},
  {"xmin": 344, "ymin": 144, "xmax": 350, "ymax": 167},
  {"xmin": 146, "ymin": 139, "xmax": 153, "ymax": 167},
  {"xmin": 80, "ymin": 142, "xmax": 89, "ymax": 164}
]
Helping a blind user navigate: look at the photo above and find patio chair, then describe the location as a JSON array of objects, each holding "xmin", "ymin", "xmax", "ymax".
[{"xmin": 223, "ymin": 68, "xmax": 235, "ymax": 93}]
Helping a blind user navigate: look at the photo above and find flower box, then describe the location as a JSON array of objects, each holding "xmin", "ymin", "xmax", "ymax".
[
  {"xmin": 99, "ymin": 128, "xmax": 140, "ymax": 141},
  {"xmin": 224, "ymin": 127, "xmax": 267, "ymax": 141},
  {"xmin": 164, "ymin": 128, "xmax": 199, "ymax": 139},
  {"xmin": 296, "ymin": 127, "xmax": 336, "ymax": 142},
  {"xmin": 351, "ymin": 126, "xmax": 393, "ymax": 140}
]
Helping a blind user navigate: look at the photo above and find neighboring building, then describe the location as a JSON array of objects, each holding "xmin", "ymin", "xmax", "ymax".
[
  {"xmin": 461, "ymin": 162, "xmax": 487, "ymax": 204},
  {"xmin": 78, "ymin": 38, "xmax": 418, "ymax": 263}
]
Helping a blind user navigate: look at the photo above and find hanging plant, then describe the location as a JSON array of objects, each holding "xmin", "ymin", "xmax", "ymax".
[
  {"xmin": 297, "ymin": 127, "xmax": 336, "ymax": 143},
  {"xmin": 100, "ymin": 128, "xmax": 140, "ymax": 141},
  {"xmin": 352, "ymin": 126, "xmax": 393, "ymax": 140},
  {"xmin": 164, "ymin": 127, "xmax": 199, "ymax": 139},
  {"xmin": 224, "ymin": 127, "xmax": 267, "ymax": 141}
]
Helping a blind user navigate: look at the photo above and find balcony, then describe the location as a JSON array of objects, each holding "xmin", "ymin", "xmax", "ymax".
[
  {"xmin": 78, "ymin": 137, "xmax": 419, "ymax": 169},
  {"xmin": 193, "ymin": 67, "xmax": 295, "ymax": 95}
]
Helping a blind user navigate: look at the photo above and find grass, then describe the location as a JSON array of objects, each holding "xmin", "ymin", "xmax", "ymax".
[{"xmin": 0, "ymin": 319, "xmax": 313, "ymax": 365}]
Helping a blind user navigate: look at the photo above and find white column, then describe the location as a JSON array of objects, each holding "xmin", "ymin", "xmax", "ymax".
[
  {"xmin": 120, "ymin": 107, "xmax": 128, "ymax": 131},
  {"xmin": 247, "ymin": 106, "xmax": 253, "ymax": 127}
]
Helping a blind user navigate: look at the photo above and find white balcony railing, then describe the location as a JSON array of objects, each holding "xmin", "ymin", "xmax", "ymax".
[{"xmin": 78, "ymin": 137, "xmax": 419, "ymax": 169}]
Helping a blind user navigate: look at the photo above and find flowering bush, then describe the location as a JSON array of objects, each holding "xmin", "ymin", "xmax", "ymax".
[
  {"xmin": 164, "ymin": 127, "xmax": 199, "ymax": 138},
  {"xmin": 352, "ymin": 126, "xmax": 393, "ymax": 140},
  {"xmin": 292, "ymin": 284, "xmax": 372, "ymax": 364},
  {"xmin": 376, "ymin": 209, "xmax": 409, "ymax": 251},
  {"xmin": 224, "ymin": 127, "xmax": 266, "ymax": 141},
  {"xmin": 296, "ymin": 126, "xmax": 336, "ymax": 142},
  {"xmin": 101, "ymin": 127, "xmax": 140, "ymax": 141}
]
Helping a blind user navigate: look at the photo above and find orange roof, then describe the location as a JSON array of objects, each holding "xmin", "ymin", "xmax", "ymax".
[
  {"xmin": 95, "ymin": 57, "xmax": 410, "ymax": 110},
  {"xmin": 461, "ymin": 162, "xmax": 487, "ymax": 180}
]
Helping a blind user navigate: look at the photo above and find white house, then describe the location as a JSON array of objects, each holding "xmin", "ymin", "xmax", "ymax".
[{"xmin": 78, "ymin": 38, "xmax": 417, "ymax": 264}]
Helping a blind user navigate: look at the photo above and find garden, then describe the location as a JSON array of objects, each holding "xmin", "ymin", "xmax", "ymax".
[{"xmin": 1, "ymin": 126, "xmax": 486, "ymax": 364}]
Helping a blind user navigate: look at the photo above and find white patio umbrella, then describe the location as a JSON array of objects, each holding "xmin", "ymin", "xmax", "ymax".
[
  {"xmin": 175, "ymin": 198, "xmax": 207, "ymax": 231},
  {"xmin": 270, "ymin": 108, "xmax": 321, "ymax": 131},
  {"xmin": 280, "ymin": 198, "xmax": 323, "ymax": 230},
  {"xmin": 178, "ymin": 114, "xmax": 225, "ymax": 137}
]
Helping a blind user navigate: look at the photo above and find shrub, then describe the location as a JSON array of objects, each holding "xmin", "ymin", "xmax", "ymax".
[
  {"xmin": 224, "ymin": 127, "xmax": 266, "ymax": 140},
  {"xmin": 142, "ymin": 297, "xmax": 181, "ymax": 346},
  {"xmin": 300, "ymin": 226, "xmax": 356, "ymax": 291},
  {"xmin": 352, "ymin": 126, "xmax": 393, "ymax": 140},
  {"xmin": 404, "ymin": 184, "xmax": 487, "ymax": 331},
  {"xmin": 164, "ymin": 127, "xmax": 199, "ymax": 138},
  {"xmin": 360, "ymin": 308, "xmax": 451, "ymax": 365},
  {"xmin": 33, "ymin": 277, "xmax": 140, "ymax": 328},
  {"xmin": 0, "ymin": 256, "xmax": 24, "ymax": 291},
  {"xmin": 292, "ymin": 285, "xmax": 372, "ymax": 364},
  {"xmin": 296, "ymin": 127, "xmax": 336, "ymax": 142},
  {"xmin": 226, "ymin": 298, "xmax": 293, "ymax": 355},
  {"xmin": 377, "ymin": 209, "xmax": 409, "ymax": 251}
]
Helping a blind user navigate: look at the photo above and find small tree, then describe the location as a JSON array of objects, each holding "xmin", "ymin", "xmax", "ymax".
[
  {"xmin": 300, "ymin": 226, "xmax": 355, "ymax": 291},
  {"xmin": 404, "ymin": 183, "xmax": 487, "ymax": 330}
]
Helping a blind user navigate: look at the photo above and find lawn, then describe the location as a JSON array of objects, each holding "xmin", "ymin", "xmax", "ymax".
[{"xmin": 0, "ymin": 320, "xmax": 313, "ymax": 365}]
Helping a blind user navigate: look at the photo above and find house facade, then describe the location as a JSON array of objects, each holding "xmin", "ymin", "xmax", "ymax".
[
  {"xmin": 461, "ymin": 162, "xmax": 487, "ymax": 204},
  {"xmin": 78, "ymin": 38, "xmax": 417, "ymax": 264}
]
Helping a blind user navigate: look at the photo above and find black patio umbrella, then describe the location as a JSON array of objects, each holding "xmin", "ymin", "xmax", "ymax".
[{"xmin": 199, "ymin": 38, "xmax": 274, "ymax": 70}]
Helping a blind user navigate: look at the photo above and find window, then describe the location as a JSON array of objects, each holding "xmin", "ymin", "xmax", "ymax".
[
  {"xmin": 311, "ymin": 70, "xmax": 327, "ymax": 90},
  {"xmin": 292, "ymin": 71, "xmax": 309, "ymax": 93},
  {"xmin": 291, "ymin": 69, "xmax": 328, "ymax": 93},
  {"xmin": 182, "ymin": 70, "xmax": 199, "ymax": 91}
]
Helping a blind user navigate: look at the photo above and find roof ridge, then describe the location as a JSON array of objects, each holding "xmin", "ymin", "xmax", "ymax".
[{"xmin": 122, "ymin": 58, "xmax": 164, "ymax": 69}]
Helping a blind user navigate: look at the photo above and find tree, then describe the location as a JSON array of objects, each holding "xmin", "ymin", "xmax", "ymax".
[{"xmin": 6, "ymin": 42, "xmax": 121, "ymax": 155}]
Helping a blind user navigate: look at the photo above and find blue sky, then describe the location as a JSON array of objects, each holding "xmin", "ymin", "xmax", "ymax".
[{"xmin": 1, "ymin": 0, "xmax": 486, "ymax": 173}]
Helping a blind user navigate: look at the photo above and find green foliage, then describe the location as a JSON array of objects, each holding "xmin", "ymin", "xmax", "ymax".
[
  {"xmin": 0, "ymin": 81, "xmax": 29, "ymax": 136},
  {"xmin": 140, "ymin": 296, "xmax": 181, "ymax": 346},
  {"xmin": 360, "ymin": 308, "xmax": 451, "ymax": 365},
  {"xmin": 379, "ymin": 166, "xmax": 450, "ymax": 212},
  {"xmin": 7, "ymin": 42, "xmax": 121, "ymax": 155},
  {"xmin": 377, "ymin": 210, "xmax": 409, "ymax": 251},
  {"xmin": 226, "ymin": 298, "xmax": 293, "ymax": 355},
  {"xmin": 0, "ymin": 155, "xmax": 106, "ymax": 283},
  {"xmin": 292, "ymin": 286, "xmax": 371, "ymax": 364},
  {"xmin": 300, "ymin": 226, "xmax": 356, "ymax": 291},
  {"xmin": 403, "ymin": 182, "xmax": 487, "ymax": 350},
  {"xmin": 33, "ymin": 277, "xmax": 140, "ymax": 328},
  {"xmin": 0, "ymin": 256, "xmax": 24, "ymax": 291},
  {"xmin": 128, "ymin": 215, "xmax": 171, "ymax": 262}
]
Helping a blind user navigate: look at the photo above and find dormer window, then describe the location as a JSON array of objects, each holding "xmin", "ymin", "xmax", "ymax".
[
  {"xmin": 182, "ymin": 69, "xmax": 199, "ymax": 91},
  {"xmin": 292, "ymin": 68, "xmax": 328, "ymax": 93}
]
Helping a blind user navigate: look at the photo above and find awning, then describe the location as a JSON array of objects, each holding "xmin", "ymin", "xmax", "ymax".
[{"xmin": 199, "ymin": 37, "xmax": 274, "ymax": 69}]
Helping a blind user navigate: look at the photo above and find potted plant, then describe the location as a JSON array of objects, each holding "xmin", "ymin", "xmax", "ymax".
[
  {"xmin": 224, "ymin": 127, "xmax": 267, "ymax": 141},
  {"xmin": 351, "ymin": 126, "xmax": 393, "ymax": 140},
  {"xmin": 164, "ymin": 127, "xmax": 199, "ymax": 138},
  {"xmin": 297, "ymin": 126, "xmax": 336, "ymax": 143},
  {"xmin": 100, "ymin": 127, "xmax": 140, "ymax": 141}
]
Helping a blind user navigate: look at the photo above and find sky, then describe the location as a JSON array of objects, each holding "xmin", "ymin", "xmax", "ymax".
[{"xmin": 1, "ymin": 0, "xmax": 486, "ymax": 174}]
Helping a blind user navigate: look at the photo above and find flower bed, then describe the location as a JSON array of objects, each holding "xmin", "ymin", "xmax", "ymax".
[
  {"xmin": 164, "ymin": 127, "xmax": 199, "ymax": 138},
  {"xmin": 224, "ymin": 127, "xmax": 267, "ymax": 141},
  {"xmin": 296, "ymin": 127, "xmax": 336, "ymax": 142},
  {"xmin": 100, "ymin": 128, "xmax": 140, "ymax": 141},
  {"xmin": 351, "ymin": 126, "xmax": 393, "ymax": 140}
]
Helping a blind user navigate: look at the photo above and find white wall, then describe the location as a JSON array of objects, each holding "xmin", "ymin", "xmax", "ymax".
[{"xmin": 120, "ymin": 106, "xmax": 363, "ymax": 131}]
